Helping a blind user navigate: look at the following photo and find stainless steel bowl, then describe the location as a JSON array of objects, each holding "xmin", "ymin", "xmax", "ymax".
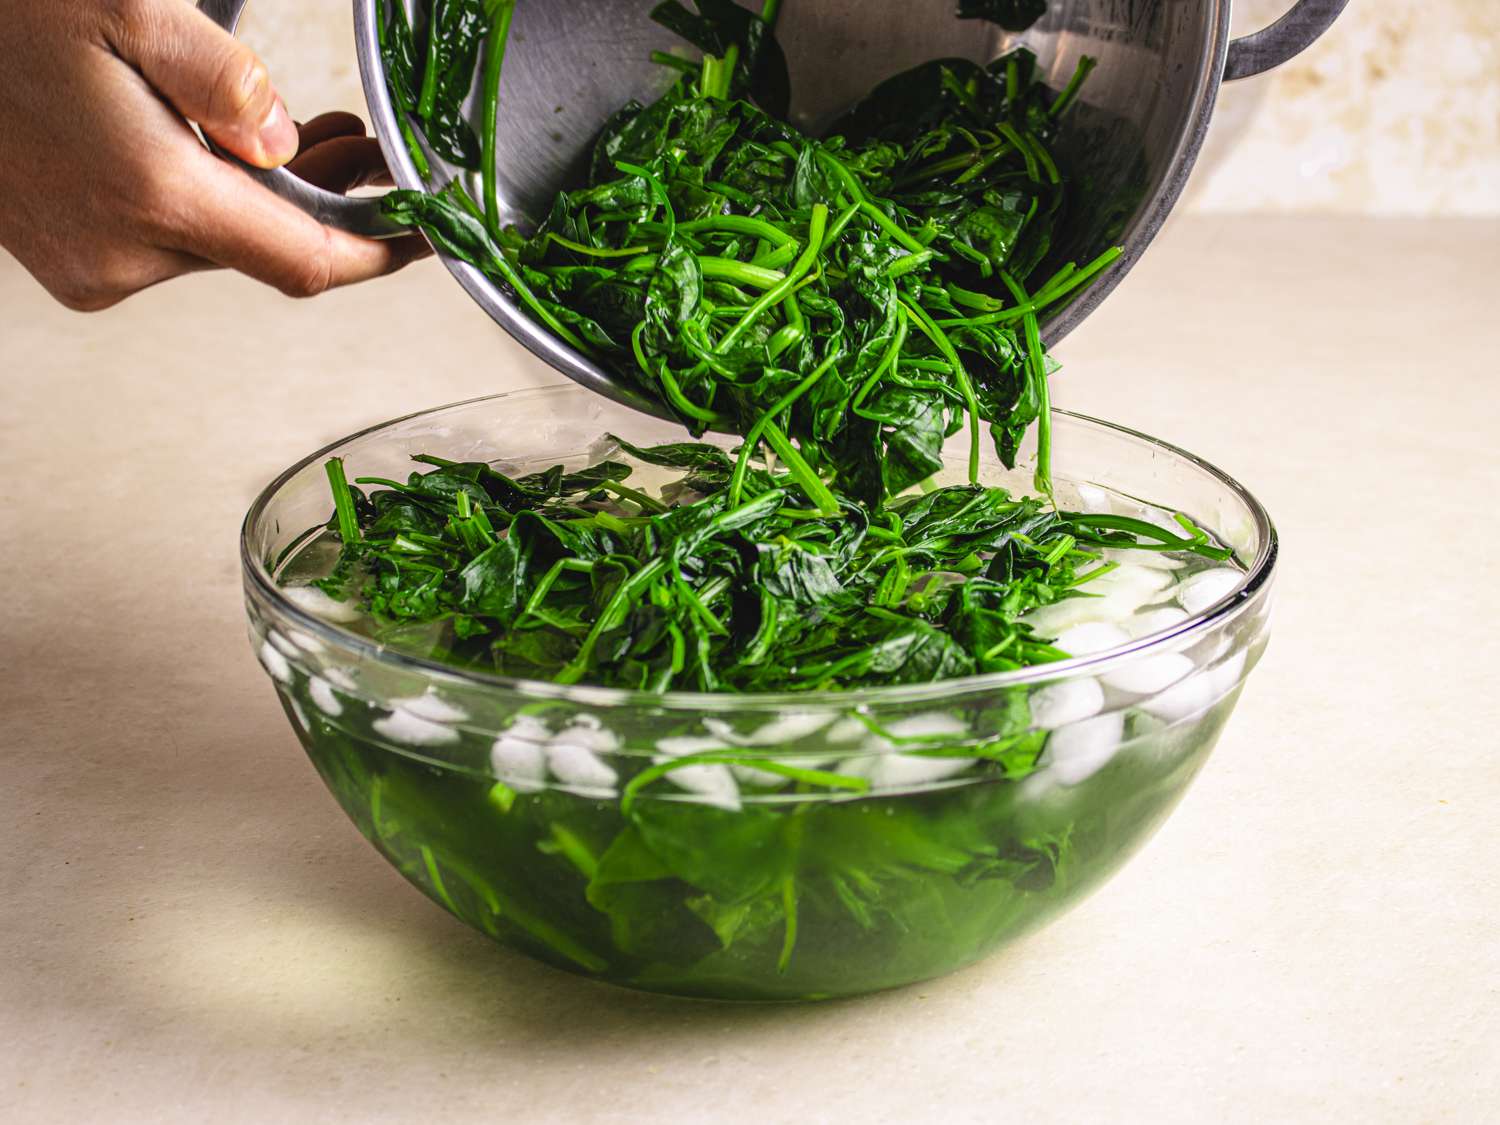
[{"xmin": 201, "ymin": 0, "xmax": 1345, "ymax": 420}]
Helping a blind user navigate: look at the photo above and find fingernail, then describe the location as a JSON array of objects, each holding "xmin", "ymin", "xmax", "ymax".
[{"xmin": 258, "ymin": 97, "xmax": 299, "ymax": 166}]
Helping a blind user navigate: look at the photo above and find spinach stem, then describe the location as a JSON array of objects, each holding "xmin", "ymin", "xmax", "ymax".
[
  {"xmin": 672, "ymin": 565, "xmax": 729, "ymax": 635},
  {"xmin": 762, "ymin": 422, "xmax": 840, "ymax": 517},
  {"xmin": 417, "ymin": 0, "xmax": 443, "ymax": 120},
  {"xmin": 653, "ymin": 357, "xmax": 720, "ymax": 424},
  {"xmin": 480, "ymin": 1, "xmax": 516, "ymax": 240},
  {"xmin": 543, "ymin": 233, "xmax": 651, "ymax": 259},
  {"xmin": 857, "ymin": 201, "xmax": 928, "ymax": 256},
  {"xmin": 700, "ymin": 53, "xmax": 722, "ymax": 99},
  {"xmin": 852, "ymin": 311, "xmax": 908, "ymax": 413},
  {"xmin": 1001, "ymin": 272, "xmax": 1053, "ymax": 498},
  {"xmin": 901, "ymin": 300, "xmax": 983, "ymax": 484},
  {"xmin": 730, "ymin": 349, "xmax": 842, "ymax": 508},
  {"xmin": 399, "ymin": 118, "xmax": 431, "ymax": 180},
  {"xmin": 815, "ymin": 151, "xmax": 931, "ymax": 256},
  {"xmin": 597, "ymin": 480, "xmax": 669, "ymax": 514},
  {"xmin": 717, "ymin": 204, "xmax": 829, "ymax": 354},
  {"xmin": 621, "ymin": 752, "xmax": 867, "ymax": 815},
  {"xmin": 1050, "ymin": 55, "xmax": 1098, "ymax": 118},
  {"xmin": 820, "ymin": 201, "xmax": 862, "ymax": 251},
  {"xmin": 937, "ymin": 246, "xmax": 1122, "ymax": 328},
  {"xmin": 326, "ymin": 458, "xmax": 361, "ymax": 547},
  {"xmin": 719, "ymin": 45, "xmax": 741, "ymax": 98},
  {"xmin": 680, "ymin": 215, "xmax": 797, "ymax": 246},
  {"xmin": 778, "ymin": 877, "xmax": 799, "ymax": 974},
  {"xmin": 556, "ymin": 559, "xmax": 668, "ymax": 684}
]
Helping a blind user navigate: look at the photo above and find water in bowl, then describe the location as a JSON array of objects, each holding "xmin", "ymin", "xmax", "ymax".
[{"xmin": 255, "ymin": 464, "xmax": 1261, "ymax": 999}]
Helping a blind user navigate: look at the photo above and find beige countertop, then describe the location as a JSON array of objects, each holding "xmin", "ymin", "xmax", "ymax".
[{"xmin": 3, "ymin": 214, "xmax": 1497, "ymax": 1122}]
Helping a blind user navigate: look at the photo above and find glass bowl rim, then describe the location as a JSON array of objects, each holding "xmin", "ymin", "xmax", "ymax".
[{"xmin": 241, "ymin": 388, "xmax": 1278, "ymax": 712}]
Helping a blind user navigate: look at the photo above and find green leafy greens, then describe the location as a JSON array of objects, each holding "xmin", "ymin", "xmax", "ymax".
[
  {"xmin": 335, "ymin": 0, "xmax": 1203, "ymax": 695},
  {"xmin": 313, "ymin": 437, "xmax": 1228, "ymax": 692},
  {"xmin": 379, "ymin": 0, "xmax": 1120, "ymax": 510},
  {"xmin": 268, "ymin": 2, "xmax": 1248, "ymax": 999}
]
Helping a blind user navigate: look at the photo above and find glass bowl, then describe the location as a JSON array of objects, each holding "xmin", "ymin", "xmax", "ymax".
[{"xmin": 242, "ymin": 387, "xmax": 1276, "ymax": 1001}]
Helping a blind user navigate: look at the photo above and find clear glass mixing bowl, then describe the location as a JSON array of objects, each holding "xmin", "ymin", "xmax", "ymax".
[{"xmin": 242, "ymin": 387, "xmax": 1276, "ymax": 1001}]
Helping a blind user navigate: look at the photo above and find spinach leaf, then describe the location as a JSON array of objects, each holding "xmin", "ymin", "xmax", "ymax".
[{"xmin": 956, "ymin": 0, "xmax": 1049, "ymax": 33}]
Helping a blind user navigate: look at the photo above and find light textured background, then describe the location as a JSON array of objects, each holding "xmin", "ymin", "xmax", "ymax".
[
  {"xmin": 239, "ymin": 0, "xmax": 1500, "ymax": 217},
  {"xmin": 1199, "ymin": 0, "xmax": 1500, "ymax": 215}
]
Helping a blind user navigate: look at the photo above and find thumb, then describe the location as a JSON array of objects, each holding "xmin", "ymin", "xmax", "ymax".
[{"xmin": 108, "ymin": 1, "xmax": 300, "ymax": 169}]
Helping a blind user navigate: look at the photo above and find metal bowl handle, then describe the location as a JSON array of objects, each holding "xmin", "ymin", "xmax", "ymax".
[
  {"xmin": 195, "ymin": 0, "xmax": 406, "ymax": 238},
  {"xmin": 1225, "ymin": 0, "xmax": 1350, "ymax": 81}
]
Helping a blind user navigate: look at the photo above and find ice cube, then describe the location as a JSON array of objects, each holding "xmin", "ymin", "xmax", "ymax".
[
  {"xmin": 741, "ymin": 712, "xmax": 835, "ymax": 746},
  {"xmin": 546, "ymin": 743, "xmax": 618, "ymax": 797},
  {"xmin": 826, "ymin": 717, "xmax": 872, "ymax": 745},
  {"xmin": 1029, "ymin": 677, "xmax": 1105, "ymax": 728},
  {"xmin": 1022, "ymin": 599, "xmax": 1114, "ymax": 635},
  {"xmin": 287, "ymin": 629, "xmax": 325, "ymax": 654},
  {"xmin": 1102, "ymin": 652, "xmax": 1194, "ymax": 695},
  {"xmin": 1076, "ymin": 484, "xmax": 1112, "ymax": 513},
  {"xmin": 322, "ymin": 667, "xmax": 358, "ymax": 691},
  {"xmin": 656, "ymin": 761, "xmax": 741, "ymax": 811},
  {"xmin": 1041, "ymin": 711, "xmax": 1125, "ymax": 785},
  {"xmin": 543, "ymin": 718, "xmax": 623, "ymax": 797},
  {"xmin": 372, "ymin": 706, "xmax": 460, "ymax": 747},
  {"xmin": 867, "ymin": 753, "xmax": 975, "ymax": 791},
  {"xmin": 1024, "ymin": 568, "xmax": 1172, "ymax": 634},
  {"xmin": 282, "ymin": 584, "xmax": 363, "ymax": 623},
  {"xmin": 1102, "ymin": 548, "xmax": 1185, "ymax": 571},
  {"xmin": 394, "ymin": 690, "xmax": 469, "ymax": 725},
  {"xmin": 490, "ymin": 720, "xmax": 549, "ymax": 794},
  {"xmin": 883, "ymin": 713, "xmax": 970, "ymax": 741},
  {"xmin": 657, "ymin": 735, "xmax": 731, "ymax": 756},
  {"xmin": 1175, "ymin": 568, "xmax": 1243, "ymax": 615},
  {"xmin": 307, "ymin": 675, "xmax": 343, "ymax": 717},
  {"xmin": 257, "ymin": 640, "xmax": 292, "ymax": 685},
  {"xmin": 1139, "ymin": 652, "xmax": 1249, "ymax": 723},
  {"xmin": 1125, "ymin": 606, "xmax": 1191, "ymax": 639},
  {"xmin": 1055, "ymin": 622, "xmax": 1132, "ymax": 655},
  {"xmin": 1078, "ymin": 564, "xmax": 1173, "ymax": 600}
]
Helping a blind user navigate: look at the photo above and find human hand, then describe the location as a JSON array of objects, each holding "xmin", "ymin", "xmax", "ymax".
[{"xmin": 0, "ymin": 0, "xmax": 430, "ymax": 311}]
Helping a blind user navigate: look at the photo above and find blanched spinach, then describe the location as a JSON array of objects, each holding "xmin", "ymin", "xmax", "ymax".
[
  {"xmin": 381, "ymin": 0, "xmax": 1119, "ymax": 508},
  {"xmin": 280, "ymin": 3, "xmax": 1239, "ymax": 1000},
  {"xmin": 381, "ymin": 0, "xmax": 505, "ymax": 170},
  {"xmin": 314, "ymin": 439, "xmax": 1229, "ymax": 692}
]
